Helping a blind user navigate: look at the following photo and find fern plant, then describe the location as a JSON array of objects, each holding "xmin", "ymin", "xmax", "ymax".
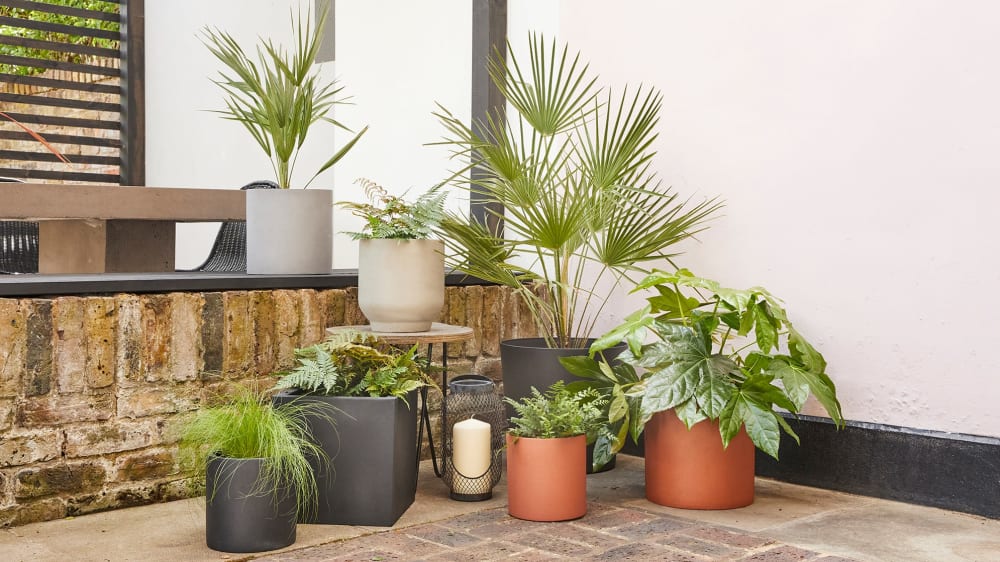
[
  {"xmin": 506, "ymin": 382, "xmax": 607, "ymax": 440},
  {"xmin": 339, "ymin": 178, "xmax": 446, "ymax": 240},
  {"xmin": 274, "ymin": 330, "xmax": 432, "ymax": 400}
]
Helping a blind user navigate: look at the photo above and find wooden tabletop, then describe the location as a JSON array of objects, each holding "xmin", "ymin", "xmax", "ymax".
[{"xmin": 327, "ymin": 323, "xmax": 474, "ymax": 344}]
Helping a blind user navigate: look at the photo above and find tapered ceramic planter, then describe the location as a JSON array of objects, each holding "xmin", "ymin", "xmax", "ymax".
[
  {"xmin": 506, "ymin": 433, "xmax": 587, "ymax": 521},
  {"xmin": 644, "ymin": 409, "xmax": 755, "ymax": 509},
  {"xmin": 357, "ymin": 238, "xmax": 444, "ymax": 332},
  {"xmin": 246, "ymin": 189, "xmax": 332, "ymax": 274},
  {"xmin": 273, "ymin": 390, "xmax": 418, "ymax": 526},
  {"xmin": 500, "ymin": 337, "xmax": 625, "ymax": 473},
  {"xmin": 205, "ymin": 455, "xmax": 297, "ymax": 553}
]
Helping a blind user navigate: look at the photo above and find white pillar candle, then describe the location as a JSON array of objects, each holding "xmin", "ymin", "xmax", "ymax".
[{"xmin": 452, "ymin": 417, "xmax": 491, "ymax": 495}]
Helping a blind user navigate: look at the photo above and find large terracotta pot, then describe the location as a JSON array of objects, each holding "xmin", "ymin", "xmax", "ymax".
[
  {"xmin": 505, "ymin": 433, "xmax": 587, "ymax": 521},
  {"xmin": 358, "ymin": 239, "xmax": 444, "ymax": 332},
  {"xmin": 644, "ymin": 409, "xmax": 755, "ymax": 509}
]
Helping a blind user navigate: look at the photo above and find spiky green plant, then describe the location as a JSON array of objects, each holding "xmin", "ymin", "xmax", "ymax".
[
  {"xmin": 201, "ymin": 2, "xmax": 366, "ymax": 188},
  {"xmin": 179, "ymin": 386, "xmax": 330, "ymax": 520},
  {"xmin": 506, "ymin": 382, "xmax": 607, "ymax": 440},
  {"xmin": 339, "ymin": 178, "xmax": 447, "ymax": 240},
  {"xmin": 274, "ymin": 330, "xmax": 432, "ymax": 400},
  {"xmin": 433, "ymin": 34, "xmax": 723, "ymax": 348}
]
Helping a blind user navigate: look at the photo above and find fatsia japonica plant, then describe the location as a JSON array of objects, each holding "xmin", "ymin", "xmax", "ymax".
[{"xmin": 561, "ymin": 269, "xmax": 844, "ymax": 467}]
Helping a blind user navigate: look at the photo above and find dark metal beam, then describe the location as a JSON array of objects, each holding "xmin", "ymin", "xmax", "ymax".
[
  {"xmin": 120, "ymin": 0, "xmax": 145, "ymax": 186},
  {"xmin": 470, "ymin": 0, "xmax": 506, "ymax": 235}
]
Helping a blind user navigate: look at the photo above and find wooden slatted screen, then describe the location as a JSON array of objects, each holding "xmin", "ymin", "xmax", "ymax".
[{"xmin": 0, "ymin": 0, "xmax": 142, "ymax": 184}]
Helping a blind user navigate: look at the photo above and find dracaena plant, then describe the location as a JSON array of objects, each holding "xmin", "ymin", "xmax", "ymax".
[
  {"xmin": 273, "ymin": 330, "xmax": 432, "ymax": 400},
  {"xmin": 433, "ymin": 34, "xmax": 722, "ymax": 348},
  {"xmin": 201, "ymin": 2, "xmax": 366, "ymax": 189},
  {"xmin": 561, "ymin": 269, "xmax": 844, "ymax": 466}
]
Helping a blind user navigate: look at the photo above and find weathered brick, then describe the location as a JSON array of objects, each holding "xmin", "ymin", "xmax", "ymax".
[
  {"xmin": 273, "ymin": 290, "xmax": 301, "ymax": 370},
  {"xmin": 169, "ymin": 293, "xmax": 202, "ymax": 382},
  {"xmin": 446, "ymin": 287, "xmax": 467, "ymax": 358},
  {"xmin": 481, "ymin": 286, "xmax": 502, "ymax": 356},
  {"xmin": 252, "ymin": 291, "xmax": 277, "ymax": 376},
  {"xmin": 0, "ymin": 398, "xmax": 14, "ymax": 431},
  {"xmin": 15, "ymin": 461, "xmax": 106, "ymax": 499},
  {"xmin": 200, "ymin": 292, "xmax": 224, "ymax": 376},
  {"xmin": 324, "ymin": 289, "xmax": 346, "ymax": 327},
  {"xmin": 298, "ymin": 289, "xmax": 325, "ymax": 347},
  {"xmin": 222, "ymin": 291, "xmax": 254, "ymax": 378},
  {"xmin": 64, "ymin": 483, "xmax": 163, "ymax": 516},
  {"xmin": 19, "ymin": 391, "xmax": 114, "ymax": 427},
  {"xmin": 115, "ymin": 295, "xmax": 143, "ymax": 383},
  {"xmin": 0, "ymin": 497, "xmax": 65, "ymax": 526},
  {"xmin": 52, "ymin": 297, "xmax": 86, "ymax": 394},
  {"xmin": 344, "ymin": 286, "xmax": 367, "ymax": 325},
  {"xmin": 464, "ymin": 284, "xmax": 483, "ymax": 358},
  {"xmin": 0, "ymin": 299, "xmax": 27, "ymax": 398},
  {"xmin": 157, "ymin": 476, "xmax": 201, "ymax": 502},
  {"xmin": 116, "ymin": 384, "xmax": 200, "ymax": 419},
  {"xmin": 25, "ymin": 299, "xmax": 53, "ymax": 396},
  {"xmin": 0, "ymin": 432, "xmax": 60, "ymax": 468},
  {"xmin": 141, "ymin": 294, "xmax": 173, "ymax": 382},
  {"xmin": 63, "ymin": 420, "xmax": 157, "ymax": 458},
  {"xmin": 84, "ymin": 297, "xmax": 116, "ymax": 389},
  {"xmin": 116, "ymin": 449, "xmax": 176, "ymax": 481}
]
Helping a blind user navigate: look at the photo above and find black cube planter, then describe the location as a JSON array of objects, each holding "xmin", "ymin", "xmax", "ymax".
[
  {"xmin": 500, "ymin": 337, "xmax": 625, "ymax": 474},
  {"xmin": 205, "ymin": 455, "xmax": 297, "ymax": 553},
  {"xmin": 274, "ymin": 390, "xmax": 418, "ymax": 526}
]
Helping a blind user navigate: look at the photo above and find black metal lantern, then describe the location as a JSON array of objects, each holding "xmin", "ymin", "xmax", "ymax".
[{"xmin": 443, "ymin": 374, "xmax": 505, "ymax": 501}]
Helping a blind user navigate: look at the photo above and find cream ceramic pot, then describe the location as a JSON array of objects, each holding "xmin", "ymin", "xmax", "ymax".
[{"xmin": 357, "ymin": 239, "xmax": 445, "ymax": 332}]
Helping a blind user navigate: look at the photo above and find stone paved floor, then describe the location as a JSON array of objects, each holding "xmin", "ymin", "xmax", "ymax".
[{"xmin": 254, "ymin": 503, "xmax": 857, "ymax": 562}]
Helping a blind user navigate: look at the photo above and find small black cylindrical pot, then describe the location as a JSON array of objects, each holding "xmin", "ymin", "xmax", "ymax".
[
  {"xmin": 205, "ymin": 455, "xmax": 297, "ymax": 553},
  {"xmin": 500, "ymin": 337, "xmax": 626, "ymax": 474}
]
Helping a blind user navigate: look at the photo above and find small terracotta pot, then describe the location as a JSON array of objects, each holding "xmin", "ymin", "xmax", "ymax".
[
  {"xmin": 644, "ymin": 409, "xmax": 755, "ymax": 509},
  {"xmin": 505, "ymin": 433, "xmax": 587, "ymax": 521}
]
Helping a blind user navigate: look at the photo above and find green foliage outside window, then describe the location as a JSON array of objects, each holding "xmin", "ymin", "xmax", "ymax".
[{"xmin": 0, "ymin": 0, "xmax": 120, "ymax": 76}]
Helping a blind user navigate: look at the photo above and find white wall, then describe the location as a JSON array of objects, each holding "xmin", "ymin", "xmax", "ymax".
[
  {"xmin": 145, "ymin": 0, "xmax": 470, "ymax": 268},
  {"xmin": 549, "ymin": 1, "xmax": 1000, "ymax": 437}
]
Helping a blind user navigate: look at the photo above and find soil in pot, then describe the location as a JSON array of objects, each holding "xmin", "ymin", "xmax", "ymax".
[{"xmin": 644, "ymin": 409, "xmax": 755, "ymax": 509}]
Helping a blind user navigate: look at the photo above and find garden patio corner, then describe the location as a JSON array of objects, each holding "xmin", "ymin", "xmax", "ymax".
[{"xmin": 1, "ymin": 1, "xmax": 999, "ymax": 561}]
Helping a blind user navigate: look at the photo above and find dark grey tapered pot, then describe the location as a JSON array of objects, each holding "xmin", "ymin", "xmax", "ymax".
[
  {"xmin": 273, "ymin": 390, "xmax": 418, "ymax": 526},
  {"xmin": 205, "ymin": 455, "xmax": 297, "ymax": 553},
  {"xmin": 500, "ymin": 337, "xmax": 626, "ymax": 474}
]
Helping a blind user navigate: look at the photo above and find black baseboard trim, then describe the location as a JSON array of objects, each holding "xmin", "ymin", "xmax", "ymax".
[{"xmin": 619, "ymin": 415, "xmax": 1000, "ymax": 519}]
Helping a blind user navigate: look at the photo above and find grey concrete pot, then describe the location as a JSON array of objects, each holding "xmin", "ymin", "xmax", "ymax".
[
  {"xmin": 246, "ymin": 188, "xmax": 332, "ymax": 274},
  {"xmin": 273, "ymin": 390, "xmax": 418, "ymax": 526},
  {"xmin": 357, "ymin": 238, "xmax": 444, "ymax": 332},
  {"xmin": 205, "ymin": 455, "xmax": 297, "ymax": 553},
  {"xmin": 500, "ymin": 337, "xmax": 627, "ymax": 474}
]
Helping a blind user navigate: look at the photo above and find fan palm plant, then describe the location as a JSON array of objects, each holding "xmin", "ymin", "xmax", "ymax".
[
  {"xmin": 201, "ymin": 2, "xmax": 366, "ymax": 189},
  {"xmin": 433, "ymin": 34, "xmax": 722, "ymax": 348}
]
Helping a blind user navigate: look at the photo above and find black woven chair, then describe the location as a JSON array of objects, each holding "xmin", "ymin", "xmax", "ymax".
[
  {"xmin": 191, "ymin": 180, "xmax": 279, "ymax": 272},
  {"xmin": 0, "ymin": 177, "xmax": 39, "ymax": 275}
]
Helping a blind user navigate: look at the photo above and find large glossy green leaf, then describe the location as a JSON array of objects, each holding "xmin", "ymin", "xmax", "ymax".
[
  {"xmin": 590, "ymin": 305, "xmax": 651, "ymax": 356},
  {"xmin": 719, "ymin": 393, "xmax": 781, "ymax": 459},
  {"xmin": 558, "ymin": 355, "xmax": 605, "ymax": 381},
  {"xmin": 673, "ymin": 397, "xmax": 707, "ymax": 429},
  {"xmin": 753, "ymin": 302, "xmax": 779, "ymax": 353},
  {"xmin": 767, "ymin": 357, "xmax": 843, "ymax": 425},
  {"xmin": 695, "ymin": 365, "xmax": 736, "ymax": 418}
]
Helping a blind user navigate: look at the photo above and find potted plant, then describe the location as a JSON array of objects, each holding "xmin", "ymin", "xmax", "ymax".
[
  {"xmin": 504, "ymin": 382, "xmax": 606, "ymax": 522},
  {"xmin": 179, "ymin": 386, "xmax": 327, "ymax": 553},
  {"xmin": 432, "ymin": 35, "xmax": 722, "ymax": 468},
  {"xmin": 201, "ymin": 3, "xmax": 367, "ymax": 274},
  {"xmin": 562, "ymin": 269, "xmax": 844, "ymax": 509},
  {"xmin": 339, "ymin": 179, "xmax": 446, "ymax": 332},
  {"xmin": 272, "ymin": 330, "xmax": 432, "ymax": 526}
]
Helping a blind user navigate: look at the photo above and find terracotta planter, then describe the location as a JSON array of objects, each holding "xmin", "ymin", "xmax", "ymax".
[
  {"xmin": 358, "ymin": 239, "xmax": 444, "ymax": 332},
  {"xmin": 505, "ymin": 433, "xmax": 587, "ymax": 521},
  {"xmin": 644, "ymin": 409, "xmax": 755, "ymax": 509}
]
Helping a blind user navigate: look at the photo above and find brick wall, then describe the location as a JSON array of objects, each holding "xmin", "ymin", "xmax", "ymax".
[{"xmin": 0, "ymin": 284, "xmax": 536, "ymax": 527}]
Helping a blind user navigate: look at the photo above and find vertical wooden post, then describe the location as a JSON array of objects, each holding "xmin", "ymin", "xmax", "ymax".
[
  {"xmin": 470, "ymin": 0, "xmax": 507, "ymax": 235},
  {"xmin": 120, "ymin": 0, "xmax": 146, "ymax": 186}
]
